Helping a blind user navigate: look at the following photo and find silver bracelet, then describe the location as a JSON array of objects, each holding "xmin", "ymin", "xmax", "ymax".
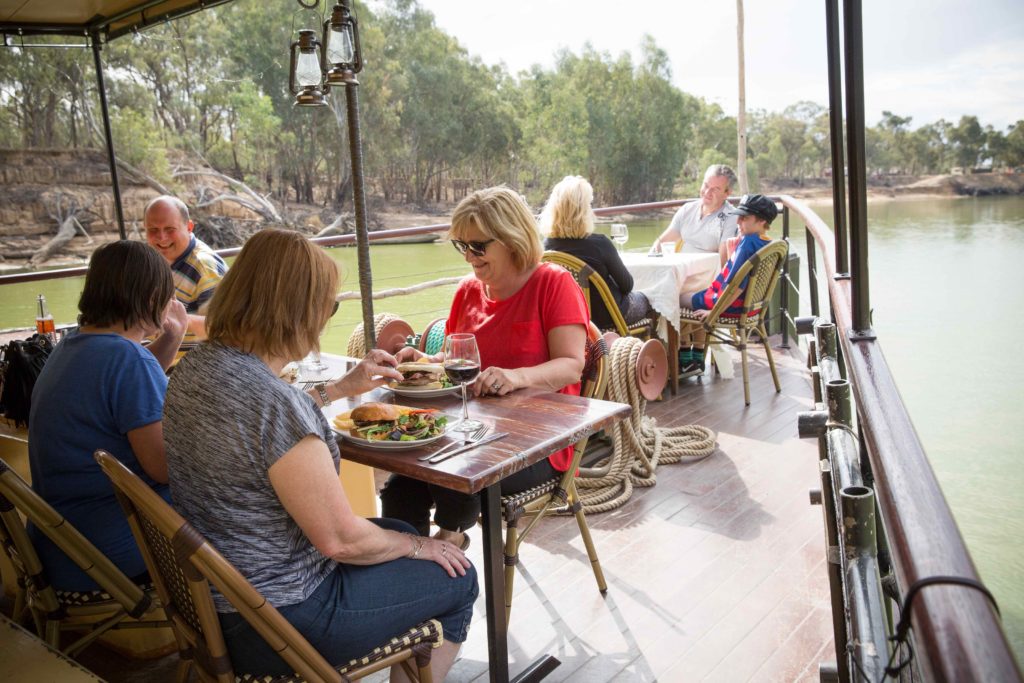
[
  {"xmin": 315, "ymin": 382, "xmax": 331, "ymax": 407},
  {"xmin": 405, "ymin": 533, "xmax": 424, "ymax": 559}
]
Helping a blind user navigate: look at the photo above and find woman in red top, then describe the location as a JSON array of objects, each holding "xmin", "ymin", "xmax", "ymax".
[{"xmin": 384, "ymin": 186, "xmax": 589, "ymax": 550}]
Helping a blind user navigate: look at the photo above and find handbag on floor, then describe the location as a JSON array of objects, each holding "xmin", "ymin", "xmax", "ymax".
[{"xmin": 0, "ymin": 333, "xmax": 54, "ymax": 427}]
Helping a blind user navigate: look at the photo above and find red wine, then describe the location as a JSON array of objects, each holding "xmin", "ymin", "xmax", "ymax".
[{"xmin": 445, "ymin": 361, "xmax": 480, "ymax": 384}]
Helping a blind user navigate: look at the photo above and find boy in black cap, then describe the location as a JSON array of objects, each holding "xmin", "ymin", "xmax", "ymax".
[{"xmin": 679, "ymin": 194, "xmax": 777, "ymax": 371}]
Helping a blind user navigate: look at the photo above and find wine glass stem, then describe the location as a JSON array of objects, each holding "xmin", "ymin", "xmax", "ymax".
[{"xmin": 461, "ymin": 383, "xmax": 470, "ymax": 423}]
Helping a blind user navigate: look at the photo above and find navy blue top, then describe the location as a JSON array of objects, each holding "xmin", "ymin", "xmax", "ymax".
[
  {"xmin": 28, "ymin": 332, "xmax": 170, "ymax": 590},
  {"xmin": 544, "ymin": 233, "xmax": 635, "ymax": 331}
]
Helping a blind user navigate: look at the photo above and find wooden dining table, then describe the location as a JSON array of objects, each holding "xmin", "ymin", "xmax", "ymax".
[{"xmin": 316, "ymin": 354, "xmax": 631, "ymax": 683}]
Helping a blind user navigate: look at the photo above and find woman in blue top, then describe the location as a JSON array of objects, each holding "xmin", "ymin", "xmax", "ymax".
[{"xmin": 28, "ymin": 240, "xmax": 187, "ymax": 590}]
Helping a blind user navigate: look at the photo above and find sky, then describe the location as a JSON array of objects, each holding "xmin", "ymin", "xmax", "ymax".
[{"xmin": 377, "ymin": 0, "xmax": 1024, "ymax": 130}]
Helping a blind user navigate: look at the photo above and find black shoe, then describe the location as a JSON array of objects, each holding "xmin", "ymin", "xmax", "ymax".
[{"xmin": 682, "ymin": 360, "xmax": 705, "ymax": 374}]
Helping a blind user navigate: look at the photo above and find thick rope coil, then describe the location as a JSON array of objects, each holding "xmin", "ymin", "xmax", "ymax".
[
  {"xmin": 573, "ymin": 336, "xmax": 717, "ymax": 514},
  {"xmin": 346, "ymin": 312, "xmax": 404, "ymax": 358}
]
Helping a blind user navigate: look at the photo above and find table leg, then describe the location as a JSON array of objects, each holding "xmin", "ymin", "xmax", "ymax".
[
  {"xmin": 667, "ymin": 324, "xmax": 679, "ymax": 395},
  {"xmin": 480, "ymin": 484, "xmax": 560, "ymax": 683}
]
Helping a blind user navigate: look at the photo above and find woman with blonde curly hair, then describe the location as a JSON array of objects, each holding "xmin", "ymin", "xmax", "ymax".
[{"xmin": 539, "ymin": 175, "xmax": 652, "ymax": 330}]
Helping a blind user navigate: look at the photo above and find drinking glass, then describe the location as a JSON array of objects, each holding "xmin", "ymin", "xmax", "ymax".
[
  {"xmin": 300, "ymin": 349, "xmax": 329, "ymax": 374},
  {"xmin": 443, "ymin": 333, "xmax": 483, "ymax": 433},
  {"xmin": 610, "ymin": 223, "xmax": 629, "ymax": 251}
]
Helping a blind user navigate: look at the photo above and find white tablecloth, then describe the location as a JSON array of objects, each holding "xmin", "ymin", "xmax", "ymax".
[{"xmin": 621, "ymin": 251, "xmax": 719, "ymax": 337}]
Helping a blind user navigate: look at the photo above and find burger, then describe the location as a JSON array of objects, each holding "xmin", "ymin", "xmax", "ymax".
[
  {"xmin": 392, "ymin": 361, "xmax": 451, "ymax": 390},
  {"xmin": 347, "ymin": 402, "xmax": 447, "ymax": 442}
]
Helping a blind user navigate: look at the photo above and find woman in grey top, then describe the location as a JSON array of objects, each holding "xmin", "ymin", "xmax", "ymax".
[{"xmin": 163, "ymin": 229, "xmax": 477, "ymax": 680}]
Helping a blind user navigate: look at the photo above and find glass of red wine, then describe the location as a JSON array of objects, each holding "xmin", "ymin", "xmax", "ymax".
[{"xmin": 443, "ymin": 333, "xmax": 483, "ymax": 433}]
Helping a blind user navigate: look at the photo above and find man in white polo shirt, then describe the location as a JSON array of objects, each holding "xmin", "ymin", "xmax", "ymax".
[{"xmin": 653, "ymin": 164, "xmax": 739, "ymax": 267}]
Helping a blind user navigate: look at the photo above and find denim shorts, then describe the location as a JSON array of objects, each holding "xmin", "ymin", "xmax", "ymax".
[{"xmin": 218, "ymin": 518, "xmax": 479, "ymax": 676}]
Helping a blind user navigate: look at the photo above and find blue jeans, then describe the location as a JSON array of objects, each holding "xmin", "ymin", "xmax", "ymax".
[{"xmin": 218, "ymin": 518, "xmax": 478, "ymax": 676}]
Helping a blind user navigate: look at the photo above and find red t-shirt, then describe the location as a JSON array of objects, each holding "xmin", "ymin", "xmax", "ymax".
[{"xmin": 446, "ymin": 263, "xmax": 589, "ymax": 471}]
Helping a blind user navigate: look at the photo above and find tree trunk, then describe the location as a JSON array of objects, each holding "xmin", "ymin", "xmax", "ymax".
[{"xmin": 736, "ymin": 0, "xmax": 750, "ymax": 194}]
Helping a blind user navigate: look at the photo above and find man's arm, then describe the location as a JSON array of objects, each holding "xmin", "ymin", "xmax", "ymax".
[{"xmin": 186, "ymin": 314, "xmax": 207, "ymax": 339}]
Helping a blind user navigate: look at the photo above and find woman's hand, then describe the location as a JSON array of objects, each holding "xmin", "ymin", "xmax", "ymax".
[
  {"xmin": 161, "ymin": 299, "xmax": 188, "ymax": 340},
  {"xmin": 473, "ymin": 366, "xmax": 521, "ymax": 397},
  {"xmin": 395, "ymin": 346, "xmax": 425, "ymax": 363},
  {"xmin": 328, "ymin": 349, "xmax": 403, "ymax": 398},
  {"xmin": 413, "ymin": 536, "xmax": 471, "ymax": 577}
]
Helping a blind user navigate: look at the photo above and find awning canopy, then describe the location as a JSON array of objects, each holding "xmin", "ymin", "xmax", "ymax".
[{"xmin": 0, "ymin": 0, "xmax": 235, "ymax": 41}]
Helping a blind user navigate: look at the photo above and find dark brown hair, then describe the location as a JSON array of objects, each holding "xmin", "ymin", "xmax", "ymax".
[
  {"xmin": 206, "ymin": 229, "xmax": 338, "ymax": 360},
  {"xmin": 78, "ymin": 240, "xmax": 174, "ymax": 330}
]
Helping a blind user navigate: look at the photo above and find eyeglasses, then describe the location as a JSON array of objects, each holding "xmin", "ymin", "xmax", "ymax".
[{"xmin": 450, "ymin": 238, "xmax": 495, "ymax": 257}]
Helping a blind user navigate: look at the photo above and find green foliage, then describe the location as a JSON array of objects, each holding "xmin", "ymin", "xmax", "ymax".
[{"xmin": 112, "ymin": 109, "xmax": 172, "ymax": 183}]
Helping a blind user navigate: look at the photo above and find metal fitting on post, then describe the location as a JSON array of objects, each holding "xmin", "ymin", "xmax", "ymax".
[
  {"xmin": 795, "ymin": 315, "xmax": 818, "ymax": 336},
  {"xmin": 825, "ymin": 379, "xmax": 852, "ymax": 428},
  {"xmin": 840, "ymin": 485, "xmax": 876, "ymax": 557},
  {"xmin": 798, "ymin": 410, "xmax": 829, "ymax": 438}
]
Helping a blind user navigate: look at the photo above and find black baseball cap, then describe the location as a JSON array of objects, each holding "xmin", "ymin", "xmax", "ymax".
[{"xmin": 728, "ymin": 194, "xmax": 778, "ymax": 224}]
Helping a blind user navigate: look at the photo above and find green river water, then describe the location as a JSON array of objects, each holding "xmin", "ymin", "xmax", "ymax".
[{"xmin": 1, "ymin": 195, "xmax": 1021, "ymax": 657}]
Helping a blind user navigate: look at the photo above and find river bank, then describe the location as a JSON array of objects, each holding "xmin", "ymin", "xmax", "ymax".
[{"xmin": 2, "ymin": 172, "xmax": 1020, "ymax": 271}]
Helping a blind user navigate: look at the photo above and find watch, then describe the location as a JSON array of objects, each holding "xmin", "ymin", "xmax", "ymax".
[{"xmin": 315, "ymin": 382, "xmax": 331, "ymax": 407}]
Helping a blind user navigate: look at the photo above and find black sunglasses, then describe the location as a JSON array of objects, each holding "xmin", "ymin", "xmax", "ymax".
[{"xmin": 450, "ymin": 238, "xmax": 495, "ymax": 257}]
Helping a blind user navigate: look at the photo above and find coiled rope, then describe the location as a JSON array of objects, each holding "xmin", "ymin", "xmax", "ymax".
[
  {"xmin": 346, "ymin": 312, "xmax": 405, "ymax": 358},
  {"xmin": 574, "ymin": 336, "xmax": 717, "ymax": 514}
]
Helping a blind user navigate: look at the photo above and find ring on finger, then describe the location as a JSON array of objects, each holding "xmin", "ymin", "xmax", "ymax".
[{"xmin": 491, "ymin": 381, "xmax": 501, "ymax": 392}]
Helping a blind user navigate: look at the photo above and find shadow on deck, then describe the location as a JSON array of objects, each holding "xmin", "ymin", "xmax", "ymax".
[{"xmin": 67, "ymin": 338, "xmax": 833, "ymax": 682}]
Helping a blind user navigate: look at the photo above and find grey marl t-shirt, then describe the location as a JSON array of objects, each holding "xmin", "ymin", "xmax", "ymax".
[{"xmin": 163, "ymin": 342, "xmax": 339, "ymax": 612}]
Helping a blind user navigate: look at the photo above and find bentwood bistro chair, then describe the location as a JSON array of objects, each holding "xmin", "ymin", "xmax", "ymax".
[
  {"xmin": 678, "ymin": 240, "xmax": 788, "ymax": 405},
  {"xmin": 94, "ymin": 450, "xmax": 442, "ymax": 683},
  {"xmin": 0, "ymin": 456, "xmax": 167, "ymax": 656},
  {"xmin": 542, "ymin": 250, "xmax": 659, "ymax": 342},
  {"xmin": 500, "ymin": 321, "xmax": 610, "ymax": 622}
]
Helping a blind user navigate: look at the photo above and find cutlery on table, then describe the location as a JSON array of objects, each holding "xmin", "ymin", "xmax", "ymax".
[
  {"xmin": 427, "ymin": 432, "xmax": 509, "ymax": 465},
  {"xmin": 418, "ymin": 425, "xmax": 488, "ymax": 461}
]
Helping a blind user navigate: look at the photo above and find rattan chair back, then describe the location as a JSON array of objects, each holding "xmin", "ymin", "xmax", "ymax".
[
  {"xmin": 94, "ymin": 450, "xmax": 440, "ymax": 683},
  {"xmin": 0, "ymin": 456, "xmax": 156, "ymax": 656},
  {"xmin": 542, "ymin": 250, "xmax": 657, "ymax": 341},
  {"xmin": 499, "ymin": 321, "xmax": 609, "ymax": 622},
  {"xmin": 679, "ymin": 239, "xmax": 788, "ymax": 405}
]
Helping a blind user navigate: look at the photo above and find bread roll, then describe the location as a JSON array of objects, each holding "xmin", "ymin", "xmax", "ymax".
[{"xmin": 351, "ymin": 402, "xmax": 401, "ymax": 423}]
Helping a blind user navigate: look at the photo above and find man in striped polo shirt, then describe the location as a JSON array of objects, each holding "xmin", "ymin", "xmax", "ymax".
[{"xmin": 144, "ymin": 196, "xmax": 228, "ymax": 352}]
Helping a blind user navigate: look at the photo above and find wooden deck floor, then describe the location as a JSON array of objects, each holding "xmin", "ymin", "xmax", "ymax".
[
  {"xmin": 67, "ymin": 339, "xmax": 833, "ymax": 682},
  {"xmin": 445, "ymin": 340, "xmax": 834, "ymax": 682}
]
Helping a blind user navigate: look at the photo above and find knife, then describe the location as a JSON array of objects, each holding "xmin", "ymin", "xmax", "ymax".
[{"xmin": 427, "ymin": 432, "xmax": 509, "ymax": 464}]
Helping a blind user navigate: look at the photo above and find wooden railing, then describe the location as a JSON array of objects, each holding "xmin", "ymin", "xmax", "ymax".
[{"xmin": 779, "ymin": 194, "xmax": 1021, "ymax": 682}]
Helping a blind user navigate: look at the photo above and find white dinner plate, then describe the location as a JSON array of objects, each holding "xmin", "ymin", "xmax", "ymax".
[
  {"xmin": 335, "ymin": 422, "xmax": 452, "ymax": 450},
  {"xmin": 387, "ymin": 384, "xmax": 463, "ymax": 399}
]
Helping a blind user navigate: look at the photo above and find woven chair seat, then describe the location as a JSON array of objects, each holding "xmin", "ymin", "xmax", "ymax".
[
  {"xmin": 501, "ymin": 478, "xmax": 560, "ymax": 512},
  {"xmin": 234, "ymin": 619, "xmax": 443, "ymax": 683},
  {"xmin": 679, "ymin": 309, "xmax": 762, "ymax": 325},
  {"xmin": 55, "ymin": 581, "xmax": 155, "ymax": 607}
]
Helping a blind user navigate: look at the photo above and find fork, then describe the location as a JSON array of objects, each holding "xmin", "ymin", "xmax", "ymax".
[
  {"xmin": 299, "ymin": 379, "xmax": 337, "ymax": 391},
  {"xmin": 418, "ymin": 424, "xmax": 488, "ymax": 461}
]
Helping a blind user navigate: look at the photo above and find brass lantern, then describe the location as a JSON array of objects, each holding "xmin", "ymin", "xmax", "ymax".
[
  {"xmin": 289, "ymin": 28, "xmax": 326, "ymax": 107},
  {"xmin": 322, "ymin": 1, "xmax": 362, "ymax": 85}
]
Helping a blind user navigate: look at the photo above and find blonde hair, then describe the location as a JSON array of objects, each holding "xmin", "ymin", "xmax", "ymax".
[
  {"xmin": 450, "ymin": 186, "xmax": 542, "ymax": 272},
  {"xmin": 206, "ymin": 229, "xmax": 338, "ymax": 360},
  {"xmin": 538, "ymin": 175, "xmax": 595, "ymax": 239}
]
